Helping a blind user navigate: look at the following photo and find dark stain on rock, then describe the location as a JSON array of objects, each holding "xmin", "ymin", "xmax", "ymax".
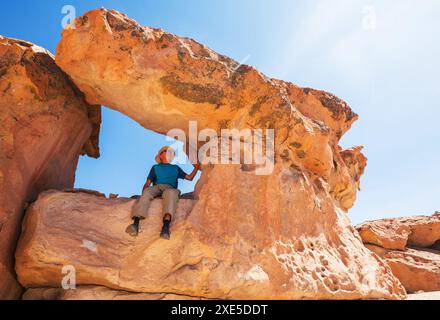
[
  {"xmin": 290, "ymin": 142, "xmax": 302, "ymax": 149},
  {"xmin": 106, "ymin": 12, "xmax": 131, "ymax": 32},
  {"xmin": 159, "ymin": 32, "xmax": 175, "ymax": 44},
  {"xmin": 313, "ymin": 178, "xmax": 324, "ymax": 191},
  {"xmin": 0, "ymin": 50, "xmax": 20, "ymax": 68},
  {"xmin": 30, "ymin": 87, "xmax": 42, "ymax": 102},
  {"xmin": 177, "ymin": 49, "xmax": 187, "ymax": 63},
  {"xmin": 318, "ymin": 94, "xmax": 357, "ymax": 122},
  {"xmin": 105, "ymin": 11, "xmax": 143, "ymax": 35},
  {"xmin": 0, "ymin": 67, "xmax": 7, "ymax": 78},
  {"xmin": 230, "ymin": 65, "xmax": 251, "ymax": 88},
  {"xmin": 241, "ymin": 164, "xmax": 256, "ymax": 172},
  {"xmin": 336, "ymin": 130, "xmax": 343, "ymax": 140},
  {"xmin": 130, "ymin": 29, "xmax": 144, "ymax": 38},
  {"xmin": 21, "ymin": 52, "xmax": 68, "ymax": 101},
  {"xmin": 2, "ymin": 82, "xmax": 11, "ymax": 95},
  {"xmin": 319, "ymin": 95, "xmax": 343, "ymax": 119},
  {"xmin": 32, "ymin": 52, "xmax": 60, "ymax": 77},
  {"xmin": 280, "ymin": 149, "xmax": 290, "ymax": 162},
  {"xmin": 304, "ymin": 88, "xmax": 358, "ymax": 122},
  {"xmin": 256, "ymin": 109, "xmax": 284, "ymax": 129},
  {"xmin": 76, "ymin": 15, "xmax": 89, "ymax": 28},
  {"xmin": 296, "ymin": 150, "xmax": 306, "ymax": 159},
  {"xmin": 160, "ymin": 75, "xmax": 224, "ymax": 107},
  {"xmin": 218, "ymin": 119, "xmax": 230, "ymax": 129},
  {"xmin": 314, "ymin": 158, "xmax": 325, "ymax": 168},
  {"xmin": 249, "ymin": 96, "xmax": 269, "ymax": 117}
]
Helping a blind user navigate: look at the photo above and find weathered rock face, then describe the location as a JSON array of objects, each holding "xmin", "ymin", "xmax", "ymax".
[
  {"xmin": 0, "ymin": 36, "xmax": 100, "ymax": 299},
  {"xmin": 23, "ymin": 286, "xmax": 204, "ymax": 300},
  {"xmin": 16, "ymin": 190, "xmax": 404, "ymax": 299},
  {"xmin": 357, "ymin": 213, "xmax": 440, "ymax": 293},
  {"xmin": 12, "ymin": 7, "xmax": 405, "ymax": 299},
  {"xmin": 357, "ymin": 213, "xmax": 440, "ymax": 251},
  {"xmin": 366, "ymin": 245, "xmax": 440, "ymax": 293},
  {"xmin": 56, "ymin": 9, "xmax": 364, "ymax": 211}
]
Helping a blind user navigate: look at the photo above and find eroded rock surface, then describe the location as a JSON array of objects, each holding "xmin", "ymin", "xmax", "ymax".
[
  {"xmin": 12, "ymin": 8, "xmax": 407, "ymax": 299},
  {"xmin": 357, "ymin": 212, "xmax": 440, "ymax": 251},
  {"xmin": 55, "ymin": 8, "xmax": 364, "ymax": 211},
  {"xmin": 0, "ymin": 36, "xmax": 100, "ymax": 299},
  {"xmin": 23, "ymin": 286, "xmax": 204, "ymax": 300},
  {"xmin": 16, "ymin": 186, "xmax": 405, "ymax": 300},
  {"xmin": 357, "ymin": 213, "xmax": 440, "ymax": 293},
  {"xmin": 366, "ymin": 245, "xmax": 440, "ymax": 293}
]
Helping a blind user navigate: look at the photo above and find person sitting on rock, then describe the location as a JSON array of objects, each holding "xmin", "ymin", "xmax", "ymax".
[{"xmin": 126, "ymin": 146, "xmax": 200, "ymax": 240}]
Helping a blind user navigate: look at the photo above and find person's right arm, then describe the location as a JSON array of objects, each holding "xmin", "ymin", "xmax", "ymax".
[
  {"xmin": 142, "ymin": 166, "xmax": 156, "ymax": 193},
  {"xmin": 142, "ymin": 179, "xmax": 152, "ymax": 193}
]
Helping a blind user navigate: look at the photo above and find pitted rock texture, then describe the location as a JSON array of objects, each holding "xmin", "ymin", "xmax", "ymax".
[
  {"xmin": 357, "ymin": 213, "xmax": 440, "ymax": 293},
  {"xmin": 55, "ymin": 8, "xmax": 364, "ymax": 211},
  {"xmin": 16, "ymin": 185, "xmax": 405, "ymax": 300},
  {"xmin": 14, "ymin": 7, "xmax": 407, "ymax": 299},
  {"xmin": 366, "ymin": 245, "xmax": 440, "ymax": 293},
  {"xmin": 357, "ymin": 212, "xmax": 440, "ymax": 251},
  {"xmin": 0, "ymin": 36, "xmax": 100, "ymax": 299}
]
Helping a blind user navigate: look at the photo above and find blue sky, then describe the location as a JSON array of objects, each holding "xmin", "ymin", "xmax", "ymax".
[{"xmin": 1, "ymin": 1, "xmax": 439, "ymax": 224}]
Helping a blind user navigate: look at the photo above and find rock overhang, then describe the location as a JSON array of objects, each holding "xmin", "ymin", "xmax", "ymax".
[
  {"xmin": 55, "ymin": 8, "xmax": 366, "ymax": 210},
  {"xmin": 5, "ymin": 7, "xmax": 408, "ymax": 300}
]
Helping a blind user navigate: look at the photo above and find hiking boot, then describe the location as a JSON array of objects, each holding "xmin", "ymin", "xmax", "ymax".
[
  {"xmin": 126, "ymin": 217, "xmax": 140, "ymax": 237},
  {"xmin": 126, "ymin": 223, "xmax": 139, "ymax": 237},
  {"xmin": 160, "ymin": 221, "xmax": 171, "ymax": 240}
]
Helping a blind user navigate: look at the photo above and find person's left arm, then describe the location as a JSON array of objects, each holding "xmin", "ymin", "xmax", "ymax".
[{"xmin": 179, "ymin": 163, "xmax": 200, "ymax": 182}]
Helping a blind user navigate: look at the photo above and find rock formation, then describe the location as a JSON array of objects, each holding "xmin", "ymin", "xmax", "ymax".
[
  {"xmin": 17, "ymin": 190, "xmax": 404, "ymax": 299},
  {"xmin": 19, "ymin": 194, "xmax": 204, "ymax": 301},
  {"xmin": 55, "ymin": 9, "xmax": 364, "ymax": 211},
  {"xmin": 0, "ymin": 36, "xmax": 100, "ymax": 299},
  {"xmin": 357, "ymin": 213, "xmax": 440, "ymax": 251},
  {"xmin": 357, "ymin": 213, "xmax": 440, "ymax": 293},
  {"xmin": 23, "ymin": 286, "xmax": 204, "ymax": 300},
  {"xmin": 13, "ymin": 8, "xmax": 408, "ymax": 300}
]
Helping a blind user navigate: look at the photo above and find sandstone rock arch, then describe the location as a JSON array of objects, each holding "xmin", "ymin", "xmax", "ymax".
[{"xmin": 13, "ymin": 9, "xmax": 406, "ymax": 299}]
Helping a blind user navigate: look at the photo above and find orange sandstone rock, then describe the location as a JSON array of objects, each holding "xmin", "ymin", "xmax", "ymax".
[
  {"xmin": 357, "ymin": 213, "xmax": 440, "ymax": 293},
  {"xmin": 16, "ymin": 182, "xmax": 405, "ymax": 299},
  {"xmin": 55, "ymin": 9, "xmax": 364, "ymax": 211},
  {"xmin": 366, "ymin": 245, "xmax": 440, "ymax": 293},
  {"xmin": 23, "ymin": 286, "xmax": 204, "ymax": 300},
  {"xmin": 15, "ymin": 7, "xmax": 403, "ymax": 300},
  {"xmin": 0, "ymin": 36, "xmax": 100, "ymax": 299},
  {"xmin": 357, "ymin": 213, "xmax": 440, "ymax": 251}
]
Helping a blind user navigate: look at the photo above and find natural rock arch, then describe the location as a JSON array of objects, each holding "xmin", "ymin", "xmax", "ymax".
[{"xmin": 14, "ymin": 9, "xmax": 406, "ymax": 299}]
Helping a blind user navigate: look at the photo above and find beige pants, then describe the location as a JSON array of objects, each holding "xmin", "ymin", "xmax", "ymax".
[{"xmin": 131, "ymin": 184, "xmax": 181, "ymax": 219}]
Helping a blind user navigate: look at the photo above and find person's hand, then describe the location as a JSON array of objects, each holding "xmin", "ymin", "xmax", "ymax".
[{"xmin": 193, "ymin": 162, "xmax": 201, "ymax": 170}]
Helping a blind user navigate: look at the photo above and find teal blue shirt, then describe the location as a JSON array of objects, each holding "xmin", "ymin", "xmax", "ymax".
[{"xmin": 147, "ymin": 164, "xmax": 188, "ymax": 189}]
